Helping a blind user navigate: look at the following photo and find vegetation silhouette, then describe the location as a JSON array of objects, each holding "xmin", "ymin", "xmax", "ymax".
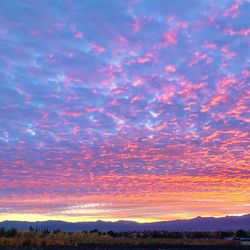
[{"xmin": 0, "ymin": 227, "xmax": 249, "ymax": 248}]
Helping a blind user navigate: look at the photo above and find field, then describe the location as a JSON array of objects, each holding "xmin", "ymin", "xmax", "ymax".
[
  {"xmin": 0, "ymin": 246, "xmax": 250, "ymax": 250},
  {"xmin": 0, "ymin": 237, "xmax": 247, "ymax": 249},
  {"xmin": 0, "ymin": 229, "xmax": 249, "ymax": 249}
]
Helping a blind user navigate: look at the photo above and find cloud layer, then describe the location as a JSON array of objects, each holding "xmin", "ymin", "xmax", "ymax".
[{"xmin": 0, "ymin": 0, "xmax": 249, "ymax": 222}]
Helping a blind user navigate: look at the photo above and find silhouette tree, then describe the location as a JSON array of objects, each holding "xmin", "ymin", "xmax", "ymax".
[
  {"xmin": 107, "ymin": 230, "xmax": 115, "ymax": 237},
  {"xmin": 5, "ymin": 228, "xmax": 17, "ymax": 237},
  {"xmin": 0, "ymin": 227, "xmax": 5, "ymax": 237},
  {"xmin": 235, "ymin": 229, "xmax": 247, "ymax": 238}
]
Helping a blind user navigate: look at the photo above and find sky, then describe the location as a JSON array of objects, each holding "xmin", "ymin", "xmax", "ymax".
[{"xmin": 0, "ymin": 0, "xmax": 249, "ymax": 223}]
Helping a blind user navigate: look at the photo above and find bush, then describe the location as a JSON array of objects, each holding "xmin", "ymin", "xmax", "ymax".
[{"xmin": 5, "ymin": 228, "xmax": 17, "ymax": 237}]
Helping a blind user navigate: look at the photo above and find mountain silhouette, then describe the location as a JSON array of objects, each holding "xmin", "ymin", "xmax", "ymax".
[{"xmin": 0, "ymin": 214, "xmax": 249, "ymax": 232}]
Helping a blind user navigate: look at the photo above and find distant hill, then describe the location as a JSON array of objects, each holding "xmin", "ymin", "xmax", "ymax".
[{"xmin": 0, "ymin": 214, "xmax": 249, "ymax": 232}]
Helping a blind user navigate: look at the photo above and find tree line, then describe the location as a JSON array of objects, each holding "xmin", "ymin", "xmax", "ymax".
[{"xmin": 0, "ymin": 227, "xmax": 249, "ymax": 239}]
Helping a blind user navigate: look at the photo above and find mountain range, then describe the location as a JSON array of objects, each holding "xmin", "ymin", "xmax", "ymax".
[{"xmin": 0, "ymin": 214, "xmax": 249, "ymax": 232}]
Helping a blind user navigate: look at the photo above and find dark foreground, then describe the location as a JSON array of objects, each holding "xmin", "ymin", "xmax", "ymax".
[
  {"xmin": 1, "ymin": 229, "xmax": 249, "ymax": 249},
  {"xmin": 0, "ymin": 246, "xmax": 250, "ymax": 250}
]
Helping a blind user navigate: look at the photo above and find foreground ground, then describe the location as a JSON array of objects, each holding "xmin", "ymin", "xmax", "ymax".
[
  {"xmin": 0, "ymin": 246, "xmax": 250, "ymax": 250},
  {"xmin": 0, "ymin": 229, "xmax": 249, "ymax": 249},
  {"xmin": 0, "ymin": 237, "xmax": 248, "ymax": 249}
]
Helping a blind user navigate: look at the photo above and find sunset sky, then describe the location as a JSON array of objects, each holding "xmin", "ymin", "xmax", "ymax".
[{"xmin": 0, "ymin": 0, "xmax": 249, "ymax": 223}]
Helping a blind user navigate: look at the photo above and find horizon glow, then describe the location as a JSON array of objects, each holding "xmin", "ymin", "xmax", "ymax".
[{"xmin": 0, "ymin": 0, "xmax": 249, "ymax": 223}]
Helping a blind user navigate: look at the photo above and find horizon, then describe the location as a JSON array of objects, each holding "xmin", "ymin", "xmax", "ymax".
[
  {"xmin": 0, "ymin": 0, "xmax": 249, "ymax": 223},
  {"xmin": 0, "ymin": 213, "xmax": 249, "ymax": 224}
]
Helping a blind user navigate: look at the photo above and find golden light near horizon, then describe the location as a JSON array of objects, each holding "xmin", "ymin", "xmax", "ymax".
[{"xmin": 0, "ymin": 0, "xmax": 249, "ymax": 223}]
